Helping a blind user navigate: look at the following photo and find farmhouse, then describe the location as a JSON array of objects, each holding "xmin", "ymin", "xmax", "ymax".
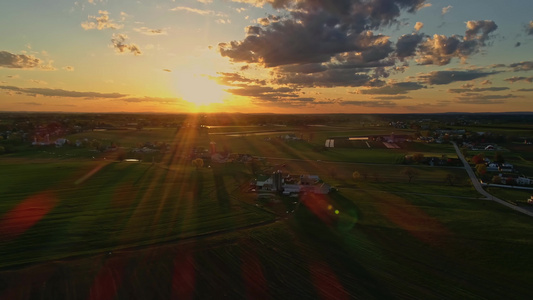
[{"xmin": 254, "ymin": 171, "xmax": 332, "ymax": 195}]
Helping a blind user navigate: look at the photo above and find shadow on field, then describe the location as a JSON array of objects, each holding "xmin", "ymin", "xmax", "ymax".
[
  {"xmin": 288, "ymin": 192, "xmax": 393, "ymax": 299},
  {"xmin": 212, "ymin": 168, "xmax": 231, "ymax": 210}
]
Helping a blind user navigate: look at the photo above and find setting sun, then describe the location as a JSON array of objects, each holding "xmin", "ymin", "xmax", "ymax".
[{"xmin": 174, "ymin": 71, "xmax": 228, "ymax": 106}]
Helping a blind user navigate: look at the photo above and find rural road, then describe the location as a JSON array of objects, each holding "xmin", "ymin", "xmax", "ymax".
[{"xmin": 451, "ymin": 142, "xmax": 533, "ymax": 217}]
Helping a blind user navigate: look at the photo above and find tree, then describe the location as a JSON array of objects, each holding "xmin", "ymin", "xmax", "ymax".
[
  {"xmin": 192, "ymin": 158, "xmax": 204, "ymax": 170},
  {"xmin": 401, "ymin": 167, "xmax": 419, "ymax": 183},
  {"xmin": 413, "ymin": 153, "xmax": 425, "ymax": 163},
  {"xmin": 475, "ymin": 164, "xmax": 487, "ymax": 175},
  {"xmin": 471, "ymin": 154, "xmax": 485, "ymax": 165},
  {"xmin": 461, "ymin": 147, "xmax": 469, "ymax": 158},
  {"xmin": 491, "ymin": 175, "xmax": 502, "ymax": 184},
  {"xmin": 494, "ymin": 152, "xmax": 505, "ymax": 164}
]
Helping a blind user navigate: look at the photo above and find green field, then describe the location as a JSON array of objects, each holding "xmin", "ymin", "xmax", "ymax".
[{"xmin": 2, "ymin": 124, "xmax": 533, "ymax": 299}]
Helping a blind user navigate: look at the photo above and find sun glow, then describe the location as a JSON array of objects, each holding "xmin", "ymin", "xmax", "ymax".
[{"xmin": 174, "ymin": 71, "xmax": 228, "ymax": 106}]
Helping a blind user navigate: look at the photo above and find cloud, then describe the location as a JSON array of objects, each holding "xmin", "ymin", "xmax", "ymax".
[
  {"xmin": 120, "ymin": 97, "xmax": 185, "ymax": 104},
  {"xmin": 447, "ymin": 87, "xmax": 509, "ymax": 93},
  {"xmin": 217, "ymin": 1, "xmax": 503, "ymax": 93},
  {"xmin": 527, "ymin": 21, "xmax": 533, "ymax": 35},
  {"xmin": 213, "ymin": 72, "xmax": 266, "ymax": 86},
  {"xmin": 356, "ymin": 82, "xmax": 425, "ymax": 94},
  {"xmin": 414, "ymin": 22, "xmax": 424, "ymax": 32},
  {"xmin": 441, "ymin": 5, "xmax": 452, "ymax": 15},
  {"xmin": 170, "ymin": 6, "xmax": 226, "ymax": 17},
  {"xmin": 216, "ymin": 19, "xmax": 231, "ymax": 24},
  {"xmin": 274, "ymin": 68, "xmax": 376, "ymax": 88},
  {"xmin": 222, "ymin": 80, "xmax": 315, "ymax": 105},
  {"xmin": 395, "ymin": 33, "xmax": 424, "ymax": 59},
  {"xmin": 371, "ymin": 95, "xmax": 412, "ymax": 100},
  {"xmin": 81, "ymin": 10, "xmax": 123, "ymax": 30},
  {"xmin": 454, "ymin": 93, "xmax": 519, "ymax": 104},
  {"xmin": 465, "ymin": 20, "xmax": 498, "ymax": 43},
  {"xmin": 111, "ymin": 34, "xmax": 142, "ymax": 56},
  {"xmin": 416, "ymin": 20, "xmax": 497, "ymax": 66},
  {"xmin": 481, "ymin": 80, "xmax": 492, "ymax": 85},
  {"xmin": 0, "ymin": 85, "xmax": 127, "ymax": 98},
  {"xmin": 517, "ymin": 88, "xmax": 533, "ymax": 92},
  {"xmin": 21, "ymin": 102, "xmax": 42, "ymax": 106},
  {"xmin": 509, "ymin": 61, "xmax": 533, "ymax": 72},
  {"xmin": 29, "ymin": 79, "xmax": 47, "ymax": 84},
  {"xmin": 163, "ymin": 69, "xmax": 172, "ymax": 72},
  {"xmin": 219, "ymin": 0, "xmax": 426, "ymax": 67},
  {"xmin": 418, "ymin": 70, "xmax": 498, "ymax": 85},
  {"xmin": 257, "ymin": 15, "xmax": 280, "ymax": 26},
  {"xmin": 134, "ymin": 27, "xmax": 168, "ymax": 35},
  {"xmin": 504, "ymin": 76, "xmax": 533, "ymax": 83},
  {"xmin": 339, "ymin": 100, "xmax": 397, "ymax": 107},
  {"xmin": 63, "ymin": 66, "xmax": 74, "ymax": 71},
  {"xmin": 0, "ymin": 51, "xmax": 54, "ymax": 70},
  {"xmin": 197, "ymin": 0, "xmax": 213, "ymax": 3}
]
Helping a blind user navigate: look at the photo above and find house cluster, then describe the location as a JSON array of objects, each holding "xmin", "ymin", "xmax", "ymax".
[
  {"xmin": 254, "ymin": 171, "xmax": 332, "ymax": 196},
  {"xmin": 483, "ymin": 161, "xmax": 532, "ymax": 186}
]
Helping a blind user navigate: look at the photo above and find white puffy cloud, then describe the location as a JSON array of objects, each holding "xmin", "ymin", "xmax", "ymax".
[{"xmin": 81, "ymin": 10, "xmax": 123, "ymax": 30}]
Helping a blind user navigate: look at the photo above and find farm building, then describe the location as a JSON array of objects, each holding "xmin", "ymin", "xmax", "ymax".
[{"xmin": 254, "ymin": 172, "xmax": 331, "ymax": 195}]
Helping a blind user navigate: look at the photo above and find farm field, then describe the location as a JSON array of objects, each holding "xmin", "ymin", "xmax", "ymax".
[
  {"xmin": 2, "ymin": 118, "xmax": 533, "ymax": 299},
  {"xmin": 2, "ymin": 161, "xmax": 533, "ymax": 299}
]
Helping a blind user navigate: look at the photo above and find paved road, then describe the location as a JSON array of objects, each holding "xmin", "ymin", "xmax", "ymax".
[{"xmin": 451, "ymin": 142, "xmax": 533, "ymax": 217}]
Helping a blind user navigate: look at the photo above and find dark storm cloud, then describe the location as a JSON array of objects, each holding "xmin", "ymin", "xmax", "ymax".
[
  {"xmin": 447, "ymin": 87, "xmax": 509, "ymax": 93},
  {"xmin": 504, "ymin": 76, "xmax": 533, "ymax": 83},
  {"xmin": 0, "ymin": 85, "xmax": 127, "ymax": 98},
  {"xmin": 509, "ymin": 61, "xmax": 533, "ymax": 72},
  {"xmin": 418, "ymin": 70, "xmax": 498, "ymax": 85},
  {"xmin": 0, "ymin": 51, "xmax": 53, "ymax": 69},
  {"xmin": 357, "ymin": 82, "xmax": 425, "ymax": 94}
]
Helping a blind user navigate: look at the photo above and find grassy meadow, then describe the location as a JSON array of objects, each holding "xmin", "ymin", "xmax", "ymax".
[{"xmin": 2, "ymin": 123, "xmax": 533, "ymax": 299}]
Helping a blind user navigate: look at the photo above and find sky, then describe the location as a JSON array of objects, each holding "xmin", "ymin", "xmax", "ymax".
[{"xmin": 0, "ymin": 0, "xmax": 532, "ymax": 114}]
